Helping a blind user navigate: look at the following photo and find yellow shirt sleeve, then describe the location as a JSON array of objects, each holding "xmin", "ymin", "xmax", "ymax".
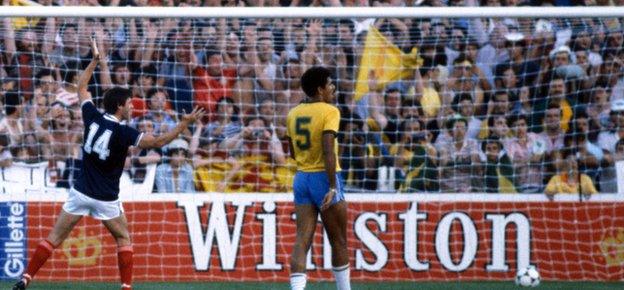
[
  {"xmin": 323, "ymin": 106, "xmax": 340, "ymax": 133},
  {"xmin": 581, "ymin": 174, "xmax": 598, "ymax": 194},
  {"xmin": 544, "ymin": 175, "xmax": 560, "ymax": 195},
  {"xmin": 285, "ymin": 111, "xmax": 292, "ymax": 137}
]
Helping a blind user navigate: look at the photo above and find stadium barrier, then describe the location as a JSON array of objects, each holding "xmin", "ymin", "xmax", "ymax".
[{"xmin": 1, "ymin": 193, "xmax": 624, "ymax": 282}]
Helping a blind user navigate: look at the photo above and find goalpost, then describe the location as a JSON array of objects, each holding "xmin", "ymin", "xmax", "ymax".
[{"xmin": 0, "ymin": 6, "xmax": 624, "ymax": 284}]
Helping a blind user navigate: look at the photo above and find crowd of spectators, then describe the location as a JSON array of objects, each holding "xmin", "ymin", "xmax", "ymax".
[{"xmin": 1, "ymin": 0, "xmax": 624, "ymax": 195}]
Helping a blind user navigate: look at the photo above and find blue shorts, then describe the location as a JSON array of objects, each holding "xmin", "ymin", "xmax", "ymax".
[{"xmin": 293, "ymin": 171, "xmax": 345, "ymax": 209}]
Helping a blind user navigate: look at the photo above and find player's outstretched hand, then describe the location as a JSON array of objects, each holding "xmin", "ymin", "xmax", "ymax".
[
  {"xmin": 320, "ymin": 188, "xmax": 336, "ymax": 211},
  {"xmin": 181, "ymin": 107, "xmax": 206, "ymax": 124}
]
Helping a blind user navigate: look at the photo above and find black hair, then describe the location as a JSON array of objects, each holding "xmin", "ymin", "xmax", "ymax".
[
  {"xmin": 573, "ymin": 110, "xmax": 589, "ymax": 120},
  {"xmin": 546, "ymin": 102, "xmax": 562, "ymax": 112},
  {"xmin": 487, "ymin": 114, "xmax": 506, "ymax": 129},
  {"xmin": 112, "ymin": 63, "xmax": 129, "ymax": 73},
  {"xmin": 550, "ymin": 75, "xmax": 566, "ymax": 84},
  {"xmin": 425, "ymin": 119, "xmax": 440, "ymax": 143},
  {"xmin": 338, "ymin": 19, "xmax": 355, "ymax": 32},
  {"xmin": 35, "ymin": 68, "xmax": 54, "ymax": 82},
  {"xmin": 4, "ymin": 91, "xmax": 21, "ymax": 116},
  {"xmin": 493, "ymin": 90, "xmax": 509, "ymax": 98},
  {"xmin": 453, "ymin": 54, "xmax": 472, "ymax": 65},
  {"xmin": 300, "ymin": 67, "xmax": 332, "ymax": 98},
  {"xmin": 0, "ymin": 133, "xmax": 9, "ymax": 147},
  {"xmin": 452, "ymin": 93, "xmax": 473, "ymax": 112},
  {"xmin": 616, "ymin": 138, "xmax": 624, "ymax": 152},
  {"xmin": 244, "ymin": 114, "xmax": 268, "ymax": 127},
  {"xmin": 204, "ymin": 47, "xmax": 222, "ymax": 63},
  {"xmin": 400, "ymin": 99, "xmax": 424, "ymax": 117},
  {"xmin": 482, "ymin": 136, "xmax": 503, "ymax": 152},
  {"xmin": 216, "ymin": 96, "xmax": 240, "ymax": 122},
  {"xmin": 60, "ymin": 61, "xmax": 80, "ymax": 84},
  {"xmin": 446, "ymin": 117, "xmax": 468, "ymax": 130},
  {"xmin": 146, "ymin": 88, "xmax": 168, "ymax": 100},
  {"xmin": 60, "ymin": 23, "xmax": 77, "ymax": 38},
  {"xmin": 460, "ymin": 37, "xmax": 480, "ymax": 51},
  {"xmin": 507, "ymin": 114, "xmax": 528, "ymax": 128},
  {"xmin": 257, "ymin": 26, "xmax": 272, "ymax": 34},
  {"xmin": 102, "ymin": 87, "xmax": 132, "ymax": 115},
  {"xmin": 384, "ymin": 88, "xmax": 402, "ymax": 103},
  {"xmin": 138, "ymin": 64, "xmax": 157, "ymax": 81},
  {"xmin": 399, "ymin": 117, "xmax": 423, "ymax": 133}
]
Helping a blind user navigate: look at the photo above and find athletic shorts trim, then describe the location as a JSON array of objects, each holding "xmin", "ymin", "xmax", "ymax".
[
  {"xmin": 293, "ymin": 171, "xmax": 344, "ymax": 208},
  {"xmin": 63, "ymin": 187, "xmax": 124, "ymax": 220}
]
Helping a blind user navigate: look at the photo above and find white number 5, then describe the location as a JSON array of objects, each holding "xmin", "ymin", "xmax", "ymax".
[{"xmin": 84, "ymin": 123, "xmax": 111, "ymax": 160}]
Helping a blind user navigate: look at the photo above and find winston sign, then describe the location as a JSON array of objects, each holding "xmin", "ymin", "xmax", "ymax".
[{"xmin": 9, "ymin": 194, "xmax": 623, "ymax": 282}]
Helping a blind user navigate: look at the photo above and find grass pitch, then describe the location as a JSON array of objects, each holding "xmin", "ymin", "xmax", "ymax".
[{"xmin": 0, "ymin": 281, "xmax": 623, "ymax": 289}]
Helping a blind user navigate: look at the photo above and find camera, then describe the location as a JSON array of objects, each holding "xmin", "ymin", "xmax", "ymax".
[
  {"xmin": 411, "ymin": 132, "xmax": 426, "ymax": 142},
  {"xmin": 252, "ymin": 129, "xmax": 265, "ymax": 139}
]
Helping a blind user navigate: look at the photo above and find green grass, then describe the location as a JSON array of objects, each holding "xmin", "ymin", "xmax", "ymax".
[{"xmin": 0, "ymin": 281, "xmax": 623, "ymax": 290}]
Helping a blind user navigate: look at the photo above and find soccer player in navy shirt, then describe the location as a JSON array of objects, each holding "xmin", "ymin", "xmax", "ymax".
[{"xmin": 13, "ymin": 39, "xmax": 204, "ymax": 290}]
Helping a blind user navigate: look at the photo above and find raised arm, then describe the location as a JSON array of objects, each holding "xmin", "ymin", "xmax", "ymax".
[
  {"xmin": 42, "ymin": 15, "xmax": 56, "ymax": 60},
  {"xmin": 2, "ymin": 0, "xmax": 16, "ymax": 63},
  {"xmin": 94, "ymin": 26, "xmax": 113, "ymax": 90},
  {"xmin": 189, "ymin": 120, "xmax": 203, "ymax": 155},
  {"xmin": 78, "ymin": 38, "xmax": 101, "ymax": 104},
  {"xmin": 140, "ymin": 20, "xmax": 159, "ymax": 68},
  {"xmin": 138, "ymin": 107, "xmax": 205, "ymax": 149}
]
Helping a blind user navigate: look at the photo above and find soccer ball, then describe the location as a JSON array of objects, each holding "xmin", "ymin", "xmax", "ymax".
[{"xmin": 515, "ymin": 265, "xmax": 540, "ymax": 287}]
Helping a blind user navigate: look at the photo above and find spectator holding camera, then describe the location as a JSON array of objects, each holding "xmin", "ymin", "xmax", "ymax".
[
  {"xmin": 481, "ymin": 137, "xmax": 516, "ymax": 193},
  {"xmin": 544, "ymin": 150, "xmax": 597, "ymax": 198},
  {"xmin": 397, "ymin": 118, "xmax": 439, "ymax": 193},
  {"xmin": 338, "ymin": 115, "xmax": 378, "ymax": 190},
  {"xmin": 221, "ymin": 115, "xmax": 287, "ymax": 192},
  {"xmin": 191, "ymin": 119, "xmax": 242, "ymax": 192},
  {"xmin": 202, "ymin": 97, "xmax": 242, "ymax": 145}
]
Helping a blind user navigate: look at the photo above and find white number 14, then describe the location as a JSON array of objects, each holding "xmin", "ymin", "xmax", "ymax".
[{"xmin": 84, "ymin": 123, "xmax": 111, "ymax": 160}]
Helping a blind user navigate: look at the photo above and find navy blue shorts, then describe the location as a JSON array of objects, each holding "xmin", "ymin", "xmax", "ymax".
[{"xmin": 293, "ymin": 171, "xmax": 345, "ymax": 208}]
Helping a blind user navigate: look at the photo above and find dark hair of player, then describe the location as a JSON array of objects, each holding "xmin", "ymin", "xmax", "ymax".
[
  {"xmin": 103, "ymin": 87, "xmax": 133, "ymax": 115},
  {"xmin": 300, "ymin": 66, "xmax": 332, "ymax": 98}
]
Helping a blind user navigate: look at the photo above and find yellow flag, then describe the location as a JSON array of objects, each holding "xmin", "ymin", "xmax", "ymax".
[
  {"xmin": 10, "ymin": 0, "xmax": 41, "ymax": 30},
  {"xmin": 354, "ymin": 27, "xmax": 423, "ymax": 102}
]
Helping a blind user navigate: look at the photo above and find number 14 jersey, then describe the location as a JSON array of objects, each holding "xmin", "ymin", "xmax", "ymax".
[
  {"xmin": 286, "ymin": 101, "xmax": 341, "ymax": 173},
  {"xmin": 74, "ymin": 101, "xmax": 143, "ymax": 201}
]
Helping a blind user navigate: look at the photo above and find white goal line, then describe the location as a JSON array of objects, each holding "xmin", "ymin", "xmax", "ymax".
[{"xmin": 1, "ymin": 6, "xmax": 624, "ymax": 19}]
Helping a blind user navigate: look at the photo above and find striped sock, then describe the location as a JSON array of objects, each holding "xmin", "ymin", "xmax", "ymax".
[
  {"xmin": 290, "ymin": 273, "xmax": 307, "ymax": 290},
  {"xmin": 332, "ymin": 264, "xmax": 351, "ymax": 290}
]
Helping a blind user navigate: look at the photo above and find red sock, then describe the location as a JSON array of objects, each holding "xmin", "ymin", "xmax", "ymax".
[
  {"xmin": 118, "ymin": 245, "xmax": 133, "ymax": 290},
  {"xmin": 24, "ymin": 239, "xmax": 56, "ymax": 282}
]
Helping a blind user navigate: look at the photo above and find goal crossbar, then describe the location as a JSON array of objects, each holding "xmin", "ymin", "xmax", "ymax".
[{"xmin": 2, "ymin": 6, "xmax": 624, "ymax": 19}]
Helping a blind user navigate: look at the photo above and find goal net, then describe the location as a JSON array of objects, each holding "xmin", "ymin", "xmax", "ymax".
[{"xmin": 0, "ymin": 5, "xmax": 623, "ymax": 283}]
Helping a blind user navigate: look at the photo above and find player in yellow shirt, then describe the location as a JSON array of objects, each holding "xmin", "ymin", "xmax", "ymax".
[{"xmin": 286, "ymin": 67, "xmax": 350, "ymax": 290}]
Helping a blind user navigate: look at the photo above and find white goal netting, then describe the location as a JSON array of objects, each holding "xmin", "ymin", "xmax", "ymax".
[{"xmin": 1, "ymin": 4, "xmax": 624, "ymax": 284}]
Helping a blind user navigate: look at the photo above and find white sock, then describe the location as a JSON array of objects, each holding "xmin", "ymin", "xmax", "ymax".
[
  {"xmin": 333, "ymin": 264, "xmax": 351, "ymax": 290},
  {"xmin": 290, "ymin": 273, "xmax": 307, "ymax": 290}
]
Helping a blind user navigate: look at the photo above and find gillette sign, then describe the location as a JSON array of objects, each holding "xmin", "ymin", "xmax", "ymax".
[{"xmin": 0, "ymin": 203, "xmax": 26, "ymax": 279}]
